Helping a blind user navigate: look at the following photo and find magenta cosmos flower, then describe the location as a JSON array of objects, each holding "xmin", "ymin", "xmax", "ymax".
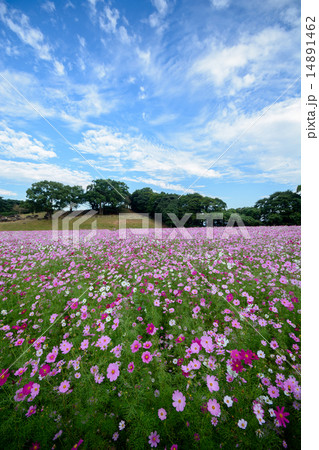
[
  {"xmin": 146, "ymin": 323, "xmax": 157, "ymax": 335},
  {"xmin": 127, "ymin": 362, "xmax": 135, "ymax": 373},
  {"xmin": 25, "ymin": 405, "xmax": 37, "ymax": 417},
  {"xmin": 172, "ymin": 390, "xmax": 186, "ymax": 412},
  {"xmin": 148, "ymin": 431, "xmax": 160, "ymax": 448},
  {"xmin": 59, "ymin": 380, "xmax": 70, "ymax": 393},
  {"xmin": 0, "ymin": 369, "xmax": 9, "ymax": 386},
  {"xmin": 207, "ymin": 399, "xmax": 221, "ymax": 417},
  {"xmin": 107, "ymin": 363, "xmax": 120, "ymax": 382},
  {"xmin": 275, "ymin": 406, "xmax": 290, "ymax": 428},
  {"xmin": 39, "ymin": 364, "xmax": 50, "ymax": 377},
  {"xmin": 142, "ymin": 351, "xmax": 153, "ymax": 364}
]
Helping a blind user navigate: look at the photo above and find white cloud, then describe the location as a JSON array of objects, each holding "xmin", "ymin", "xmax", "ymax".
[
  {"xmin": 210, "ymin": 0, "xmax": 230, "ymax": 9},
  {"xmin": 41, "ymin": 1, "xmax": 55, "ymax": 13},
  {"xmin": 203, "ymin": 97, "xmax": 300, "ymax": 183},
  {"xmin": 0, "ymin": 160, "xmax": 92, "ymax": 186},
  {"xmin": 0, "ymin": 126, "xmax": 56, "ymax": 160},
  {"xmin": 148, "ymin": 0, "xmax": 170, "ymax": 33},
  {"xmin": 99, "ymin": 5, "xmax": 119, "ymax": 33},
  {"xmin": 0, "ymin": 188, "xmax": 17, "ymax": 197},
  {"xmin": 148, "ymin": 113, "xmax": 177, "ymax": 126},
  {"xmin": 54, "ymin": 60, "xmax": 65, "ymax": 76},
  {"xmin": 191, "ymin": 26, "xmax": 299, "ymax": 94},
  {"xmin": 75, "ymin": 127, "xmax": 222, "ymax": 181}
]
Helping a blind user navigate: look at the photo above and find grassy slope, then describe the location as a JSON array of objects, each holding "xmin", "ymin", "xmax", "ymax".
[{"xmin": 0, "ymin": 212, "xmax": 159, "ymax": 231}]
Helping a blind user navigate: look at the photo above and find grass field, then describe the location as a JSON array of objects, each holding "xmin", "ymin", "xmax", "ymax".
[
  {"xmin": 0, "ymin": 211, "xmax": 158, "ymax": 232},
  {"xmin": 0, "ymin": 227, "xmax": 301, "ymax": 449}
]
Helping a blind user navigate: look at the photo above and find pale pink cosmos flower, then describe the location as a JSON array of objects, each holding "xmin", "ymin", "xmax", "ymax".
[
  {"xmin": 58, "ymin": 380, "xmax": 70, "ymax": 393},
  {"xmin": 238, "ymin": 419, "xmax": 248, "ymax": 429},
  {"xmin": 107, "ymin": 363, "xmax": 120, "ymax": 382},
  {"xmin": 30, "ymin": 383, "xmax": 40, "ymax": 398},
  {"xmin": 158, "ymin": 408, "xmax": 167, "ymax": 420},
  {"xmin": 59, "ymin": 340, "xmax": 73, "ymax": 354},
  {"xmin": 80, "ymin": 339, "xmax": 89, "ymax": 350},
  {"xmin": 172, "ymin": 390, "xmax": 186, "ymax": 412},
  {"xmin": 207, "ymin": 375, "xmax": 219, "ymax": 392},
  {"xmin": 207, "ymin": 399, "xmax": 221, "ymax": 417}
]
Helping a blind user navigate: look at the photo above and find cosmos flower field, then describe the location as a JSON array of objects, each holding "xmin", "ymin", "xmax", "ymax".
[{"xmin": 0, "ymin": 227, "xmax": 301, "ymax": 449}]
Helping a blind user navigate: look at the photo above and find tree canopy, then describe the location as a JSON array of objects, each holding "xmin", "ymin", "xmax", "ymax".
[{"xmin": 3, "ymin": 180, "xmax": 301, "ymax": 226}]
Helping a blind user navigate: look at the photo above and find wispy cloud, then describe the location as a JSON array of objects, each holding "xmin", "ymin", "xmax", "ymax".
[
  {"xmin": 0, "ymin": 188, "xmax": 17, "ymax": 197},
  {"xmin": 0, "ymin": 2, "xmax": 64, "ymax": 74},
  {"xmin": 41, "ymin": 1, "xmax": 56, "ymax": 13}
]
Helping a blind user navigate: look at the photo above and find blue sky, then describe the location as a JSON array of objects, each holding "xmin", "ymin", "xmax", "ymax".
[{"xmin": 0, "ymin": 0, "xmax": 300, "ymax": 208}]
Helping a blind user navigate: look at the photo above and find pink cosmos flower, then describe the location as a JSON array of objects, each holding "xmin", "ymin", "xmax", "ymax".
[
  {"xmin": 158, "ymin": 408, "xmax": 167, "ymax": 420},
  {"xmin": 60, "ymin": 340, "xmax": 73, "ymax": 354},
  {"xmin": 207, "ymin": 375, "xmax": 219, "ymax": 392},
  {"xmin": 148, "ymin": 431, "xmax": 160, "ymax": 448},
  {"xmin": 58, "ymin": 380, "xmax": 70, "ymax": 393},
  {"xmin": 46, "ymin": 352, "xmax": 57, "ymax": 363},
  {"xmin": 142, "ymin": 351, "xmax": 153, "ymax": 363},
  {"xmin": 275, "ymin": 406, "xmax": 290, "ymax": 428},
  {"xmin": 268, "ymin": 385, "xmax": 280, "ymax": 398},
  {"xmin": 143, "ymin": 341, "xmax": 152, "ymax": 349},
  {"xmin": 94, "ymin": 373, "xmax": 105, "ymax": 384},
  {"xmin": 26, "ymin": 405, "xmax": 37, "ymax": 417},
  {"xmin": 190, "ymin": 342, "xmax": 200, "ymax": 354},
  {"xmin": 127, "ymin": 362, "xmax": 135, "ymax": 373},
  {"xmin": 207, "ymin": 399, "xmax": 221, "ymax": 417},
  {"xmin": 80, "ymin": 339, "xmax": 89, "ymax": 350},
  {"xmin": 30, "ymin": 383, "xmax": 40, "ymax": 398},
  {"xmin": 172, "ymin": 390, "xmax": 186, "ymax": 412},
  {"xmin": 131, "ymin": 340, "xmax": 142, "ymax": 353},
  {"xmin": 107, "ymin": 363, "xmax": 120, "ymax": 382},
  {"xmin": 175, "ymin": 335, "xmax": 185, "ymax": 343},
  {"xmin": 14, "ymin": 388, "xmax": 27, "ymax": 402}
]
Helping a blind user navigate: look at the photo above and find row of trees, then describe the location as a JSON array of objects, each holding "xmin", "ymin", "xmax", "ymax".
[{"xmin": 1, "ymin": 179, "xmax": 301, "ymax": 226}]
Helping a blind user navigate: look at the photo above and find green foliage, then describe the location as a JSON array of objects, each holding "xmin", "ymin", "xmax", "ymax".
[
  {"xmin": 26, "ymin": 180, "xmax": 70, "ymax": 217},
  {"xmin": 254, "ymin": 190, "xmax": 301, "ymax": 225},
  {"xmin": 85, "ymin": 179, "xmax": 131, "ymax": 214}
]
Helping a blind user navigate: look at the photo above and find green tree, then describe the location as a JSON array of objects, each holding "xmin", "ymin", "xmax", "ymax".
[
  {"xmin": 131, "ymin": 188, "xmax": 154, "ymax": 213},
  {"xmin": 26, "ymin": 180, "xmax": 69, "ymax": 219},
  {"xmin": 85, "ymin": 179, "xmax": 130, "ymax": 214},
  {"xmin": 255, "ymin": 190, "xmax": 301, "ymax": 225},
  {"xmin": 64, "ymin": 185, "xmax": 85, "ymax": 211}
]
